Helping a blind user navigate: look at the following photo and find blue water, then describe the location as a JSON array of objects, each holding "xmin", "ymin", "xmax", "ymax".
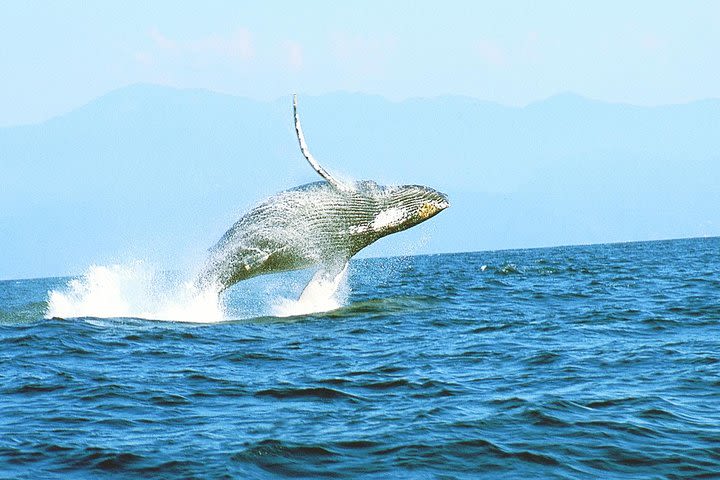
[{"xmin": 1, "ymin": 237, "xmax": 719, "ymax": 479}]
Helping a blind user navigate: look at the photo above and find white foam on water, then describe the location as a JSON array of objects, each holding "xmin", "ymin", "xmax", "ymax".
[
  {"xmin": 271, "ymin": 263, "xmax": 349, "ymax": 317},
  {"xmin": 45, "ymin": 262, "xmax": 226, "ymax": 323}
]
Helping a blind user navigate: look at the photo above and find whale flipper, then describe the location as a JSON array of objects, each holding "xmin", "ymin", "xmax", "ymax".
[
  {"xmin": 200, "ymin": 246, "xmax": 272, "ymax": 291},
  {"xmin": 293, "ymin": 94, "xmax": 352, "ymax": 192},
  {"xmin": 239, "ymin": 248, "xmax": 272, "ymax": 273}
]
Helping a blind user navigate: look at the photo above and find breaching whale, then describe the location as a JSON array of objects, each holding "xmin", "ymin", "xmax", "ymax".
[{"xmin": 197, "ymin": 95, "xmax": 449, "ymax": 292}]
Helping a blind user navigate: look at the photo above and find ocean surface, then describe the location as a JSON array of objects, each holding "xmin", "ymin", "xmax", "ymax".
[{"xmin": 1, "ymin": 237, "xmax": 719, "ymax": 479}]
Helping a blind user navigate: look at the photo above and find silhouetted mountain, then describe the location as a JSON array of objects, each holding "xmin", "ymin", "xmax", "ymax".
[{"xmin": 2, "ymin": 84, "xmax": 718, "ymax": 278}]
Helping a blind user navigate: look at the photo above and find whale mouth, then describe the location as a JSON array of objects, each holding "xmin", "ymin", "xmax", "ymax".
[
  {"xmin": 431, "ymin": 191, "xmax": 450, "ymax": 212},
  {"xmin": 437, "ymin": 195, "xmax": 450, "ymax": 211}
]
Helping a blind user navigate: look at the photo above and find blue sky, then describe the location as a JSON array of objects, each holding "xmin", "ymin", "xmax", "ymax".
[
  {"xmin": 2, "ymin": 1, "xmax": 719, "ymax": 126},
  {"xmin": 2, "ymin": 1, "xmax": 720, "ymax": 280}
]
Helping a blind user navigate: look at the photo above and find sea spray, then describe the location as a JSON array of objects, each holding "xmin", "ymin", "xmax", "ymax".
[
  {"xmin": 271, "ymin": 264, "xmax": 349, "ymax": 317},
  {"xmin": 45, "ymin": 261, "xmax": 350, "ymax": 322},
  {"xmin": 46, "ymin": 262, "xmax": 226, "ymax": 323}
]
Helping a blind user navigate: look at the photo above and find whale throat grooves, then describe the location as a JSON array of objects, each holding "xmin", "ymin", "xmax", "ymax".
[{"xmin": 198, "ymin": 183, "xmax": 385, "ymax": 290}]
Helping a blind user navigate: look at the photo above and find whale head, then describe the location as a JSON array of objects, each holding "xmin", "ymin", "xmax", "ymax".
[
  {"xmin": 387, "ymin": 184, "xmax": 450, "ymax": 229},
  {"xmin": 352, "ymin": 181, "xmax": 450, "ymax": 237}
]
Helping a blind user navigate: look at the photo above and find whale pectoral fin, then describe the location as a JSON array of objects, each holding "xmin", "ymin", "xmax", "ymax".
[
  {"xmin": 241, "ymin": 248, "xmax": 272, "ymax": 272},
  {"xmin": 195, "ymin": 247, "xmax": 270, "ymax": 291},
  {"xmin": 293, "ymin": 94, "xmax": 352, "ymax": 192}
]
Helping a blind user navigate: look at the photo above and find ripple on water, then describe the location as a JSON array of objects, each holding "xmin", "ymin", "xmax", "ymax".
[{"xmin": 2, "ymin": 238, "xmax": 720, "ymax": 478}]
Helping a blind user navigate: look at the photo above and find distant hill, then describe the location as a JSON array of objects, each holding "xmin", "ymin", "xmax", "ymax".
[{"xmin": 2, "ymin": 84, "xmax": 719, "ymax": 279}]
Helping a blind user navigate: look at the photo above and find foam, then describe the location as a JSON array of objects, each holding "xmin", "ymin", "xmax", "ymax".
[
  {"xmin": 271, "ymin": 264, "xmax": 349, "ymax": 317},
  {"xmin": 45, "ymin": 261, "xmax": 350, "ymax": 322},
  {"xmin": 46, "ymin": 262, "xmax": 226, "ymax": 323}
]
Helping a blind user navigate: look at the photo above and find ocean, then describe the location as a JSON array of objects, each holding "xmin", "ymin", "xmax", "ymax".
[{"xmin": 1, "ymin": 237, "xmax": 719, "ymax": 479}]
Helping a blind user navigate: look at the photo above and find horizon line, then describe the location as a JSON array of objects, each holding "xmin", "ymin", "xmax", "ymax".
[{"xmin": 4, "ymin": 234, "xmax": 717, "ymax": 283}]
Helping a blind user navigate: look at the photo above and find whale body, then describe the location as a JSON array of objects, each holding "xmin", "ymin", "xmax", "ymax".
[{"xmin": 198, "ymin": 96, "xmax": 449, "ymax": 291}]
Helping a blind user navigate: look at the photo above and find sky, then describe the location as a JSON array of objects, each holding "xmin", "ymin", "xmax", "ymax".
[
  {"xmin": 2, "ymin": 2, "xmax": 720, "ymax": 280},
  {"xmin": 1, "ymin": 1, "xmax": 719, "ymax": 126}
]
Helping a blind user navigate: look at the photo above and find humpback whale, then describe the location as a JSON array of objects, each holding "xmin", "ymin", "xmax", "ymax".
[{"xmin": 198, "ymin": 95, "xmax": 449, "ymax": 291}]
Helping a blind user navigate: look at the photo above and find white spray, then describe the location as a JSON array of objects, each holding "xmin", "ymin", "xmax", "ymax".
[
  {"xmin": 46, "ymin": 262, "xmax": 226, "ymax": 323},
  {"xmin": 45, "ymin": 260, "xmax": 349, "ymax": 322},
  {"xmin": 271, "ymin": 263, "xmax": 349, "ymax": 317}
]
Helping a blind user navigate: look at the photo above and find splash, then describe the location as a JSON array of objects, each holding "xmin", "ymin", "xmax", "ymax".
[
  {"xmin": 45, "ymin": 262, "xmax": 226, "ymax": 323},
  {"xmin": 272, "ymin": 264, "xmax": 349, "ymax": 317},
  {"xmin": 45, "ymin": 261, "xmax": 350, "ymax": 322}
]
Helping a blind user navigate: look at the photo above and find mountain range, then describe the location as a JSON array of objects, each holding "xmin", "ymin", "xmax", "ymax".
[{"xmin": 2, "ymin": 84, "xmax": 719, "ymax": 279}]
